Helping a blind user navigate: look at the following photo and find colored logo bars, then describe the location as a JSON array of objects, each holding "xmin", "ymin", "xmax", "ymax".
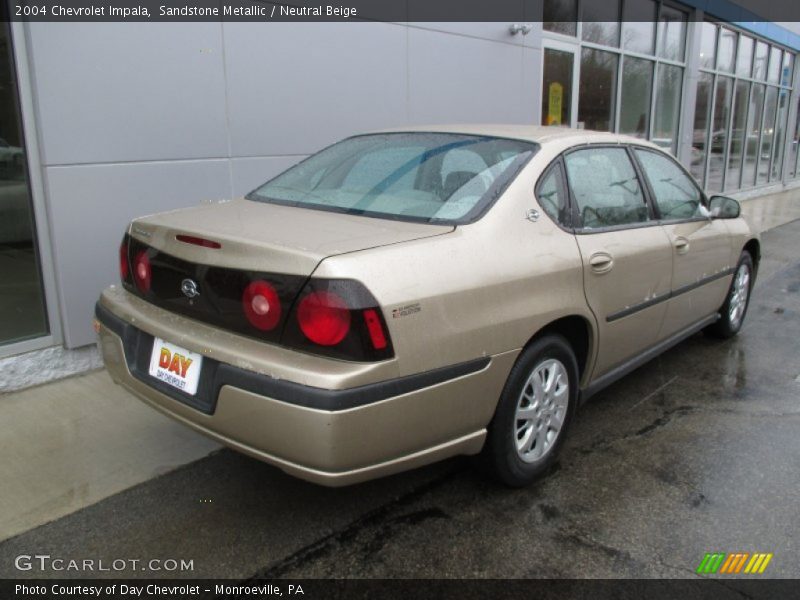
[{"xmin": 696, "ymin": 552, "xmax": 773, "ymax": 575}]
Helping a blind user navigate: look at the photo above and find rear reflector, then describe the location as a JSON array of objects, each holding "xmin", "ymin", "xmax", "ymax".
[
  {"xmin": 363, "ymin": 309, "xmax": 388, "ymax": 350},
  {"xmin": 176, "ymin": 234, "xmax": 221, "ymax": 249},
  {"xmin": 297, "ymin": 291, "xmax": 351, "ymax": 346}
]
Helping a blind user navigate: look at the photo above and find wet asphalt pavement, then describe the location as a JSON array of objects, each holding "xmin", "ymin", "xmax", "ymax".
[{"xmin": 1, "ymin": 220, "xmax": 799, "ymax": 581}]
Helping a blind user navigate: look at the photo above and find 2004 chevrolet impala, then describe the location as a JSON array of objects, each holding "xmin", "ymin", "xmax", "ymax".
[{"xmin": 96, "ymin": 126, "xmax": 758, "ymax": 487}]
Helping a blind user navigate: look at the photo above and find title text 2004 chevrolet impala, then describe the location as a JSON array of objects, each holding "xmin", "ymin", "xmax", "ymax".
[{"xmin": 96, "ymin": 126, "xmax": 758, "ymax": 487}]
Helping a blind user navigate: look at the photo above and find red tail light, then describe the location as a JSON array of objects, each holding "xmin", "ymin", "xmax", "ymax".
[
  {"xmin": 363, "ymin": 309, "xmax": 388, "ymax": 350},
  {"xmin": 133, "ymin": 250, "xmax": 151, "ymax": 293},
  {"xmin": 119, "ymin": 240, "xmax": 130, "ymax": 282},
  {"xmin": 242, "ymin": 280, "xmax": 281, "ymax": 331},
  {"xmin": 297, "ymin": 291, "xmax": 351, "ymax": 346}
]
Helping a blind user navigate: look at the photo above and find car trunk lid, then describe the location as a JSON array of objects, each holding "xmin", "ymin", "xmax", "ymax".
[
  {"xmin": 129, "ymin": 198, "xmax": 454, "ymax": 275},
  {"xmin": 122, "ymin": 198, "xmax": 453, "ymax": 347}
]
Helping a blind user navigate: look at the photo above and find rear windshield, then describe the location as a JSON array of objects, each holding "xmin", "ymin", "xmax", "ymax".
[{"xmin": 246, "ymin": 133, "xmax": 539, "ymax": 225}]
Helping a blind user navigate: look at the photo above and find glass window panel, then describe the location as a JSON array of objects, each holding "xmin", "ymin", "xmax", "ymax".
[
  {"xmin": 753, "ymin": 41, "xmax": 769, "ymax": 80},
  {"xmin": 717, "ymin": 28, "xmax": 736, "ymax": 73},
  {"xmin": 757, "ymin": 86, "xmax": 778, "ymax": 184},
  {"xmin": 725, "ymin": 80, "xmax": 750, "ymax": 192},
  {"xmin": 790, "ymin": 100, "xmax": 800, "ymax": 179},
  {"xmin": 619, "ymin": 57, "xmax": 654, "ymax": 138},
  {"xmin": 782, "ymin": 52, "xmax": 794, "ymax": 87},
  {"xmin": 707, "ymin": 76, "xmax": 733, "ymax": 192},
  {"xmin": 743, "ymin": 84, "xmax": 765, "ymax": 186},
  {"xmin": 543, "ymin": 0, "xmax": 578, "ymax": 36},
  {"xmin": 255, "ymin": 133, "xmax": 539, "ymax": 223},
  {"xmin": 768, "ymin": 47, "xmax": 782, "ymax": 84},
  {"xmin": 622, "ymin": 0, "xmax": 656, "ymax": 55},
  {"xmin": 0, "ymin": 22, "xmax": 49, "ymax": 346},
  {"xmin": 536, "ymin": 165, "xmax": 569, "ymax": 225},
  {"xmin": 736, "ymin": 35, "xmax": 754, "ymax": 77},
  {"xmin": 657, "ymin": 6, "xmax": 687, "ymax": 62},
  {"xmin": 690, "ymin": 72, "xmax": 713, "ymax": 184},
  {"xmin": 699, "ymin": 22, "xmax": 717, "ymax": 70},
  {"xmin": 652, "ymin": 64, "xmax": 683, "ymax": 154},
  {"xmin": 542, "ymin": 48, "xmax": 573, "ymax": 126},
  {"xmin": 581, "ymin": 0, "xmax": 620, "ymax": 47},
  {"xmin": 578, "ymin": 48, "xmax": 618, "ymax": 132},
  {"xmin": 564, "ymin": 147, "xmax": 650, "ymax": 228},
  {"xmin": 635, "ymin": 149, "xmax": 702, "ymax": 219},
  {"xmin": 770, "ymin": 89, "xmax": 790, "ymax": 181}
]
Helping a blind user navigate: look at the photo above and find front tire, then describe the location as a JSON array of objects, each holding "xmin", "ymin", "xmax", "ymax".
[
  {"xmin": 481, "ymin": 334, "xmax": 579, "ymax": 487},
  {"xmin": 705, "ymin": 251, "xmax": 753, "ymax": 339}
]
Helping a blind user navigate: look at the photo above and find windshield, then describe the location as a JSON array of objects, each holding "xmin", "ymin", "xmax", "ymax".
[{"xmin": 247, "ymin": 132, "xmax": 539, "ymax": 224}]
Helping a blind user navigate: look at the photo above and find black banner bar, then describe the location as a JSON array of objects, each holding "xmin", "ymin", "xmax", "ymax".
[
  {"xmin": 3, "ymin": 579, "xmax": 800, "ymax": 600},
  {"xmin": 5, "ymin": 0, "xmax": 800, "ymax": 22}
]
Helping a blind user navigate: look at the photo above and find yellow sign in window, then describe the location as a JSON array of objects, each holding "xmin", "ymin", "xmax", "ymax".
[{"xmin": 548, "ymin": 82, "xmax": 563, "ymax": 126}]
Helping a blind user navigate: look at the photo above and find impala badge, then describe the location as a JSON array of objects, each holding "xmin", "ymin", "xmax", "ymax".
[{"xmin": 181, "ymin": 278, "xmax": 200, "ymax": 299}]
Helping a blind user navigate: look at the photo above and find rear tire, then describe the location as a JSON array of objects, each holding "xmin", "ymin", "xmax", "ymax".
[
  {"xmin": 481, "ymin": 334, "xmax": 579, "ymax": 487},
  {"xmin": 705, "ymin": 251, "xmax": 753, "ymax": 339}
]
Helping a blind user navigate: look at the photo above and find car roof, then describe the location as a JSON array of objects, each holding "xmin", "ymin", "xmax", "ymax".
[{"xmin": 371, "ymin": 124, "xmax": 662, "ymax": 150}]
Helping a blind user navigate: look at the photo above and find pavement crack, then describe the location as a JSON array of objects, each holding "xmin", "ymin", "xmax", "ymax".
[
  {"xmin": 634, "ymin": 405, "xmax": 696, "ymax": 436},
  {"xmin": 241, "ymin": 471, "xmax": 458, "ymax": 581},
  {"xmin": 577, "ymin": 405, "xmax": 697, "ymax": 457},
  {"xmin": 553, "ymin": 529, "xmax": 642, "ymax": 570}
]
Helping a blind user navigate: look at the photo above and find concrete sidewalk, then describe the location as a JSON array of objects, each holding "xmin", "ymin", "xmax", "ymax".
[{"xmin": 1, "ymin": 186, "xmax": 798, "ymax": 543}]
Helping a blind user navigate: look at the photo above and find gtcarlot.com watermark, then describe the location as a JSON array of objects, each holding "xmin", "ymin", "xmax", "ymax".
[{"xmin": 14, "ymin": 554, "xmax": 194, "ymax": 573}]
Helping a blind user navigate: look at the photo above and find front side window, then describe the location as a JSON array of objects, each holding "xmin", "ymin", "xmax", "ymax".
[
  {"xmin": 564, "ymin": 147, "xmax": 650, "ymax": 229},
  {"xmin": 248, "ymin": 133, "xmax": 539, "ymax": 225},
  {"xmin": 635, "ymin": 148, "xmax": 703, "ymax": 220}
]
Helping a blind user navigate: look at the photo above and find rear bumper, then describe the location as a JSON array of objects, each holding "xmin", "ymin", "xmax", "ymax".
[{"xmin": 96, "ymin": 299, "xmax": 516, "ymax": 486}]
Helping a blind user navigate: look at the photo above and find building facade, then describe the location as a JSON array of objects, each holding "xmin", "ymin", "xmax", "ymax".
[{"xmin": 1, "ymin": 2, "xmax": 799, "ymax": 376}]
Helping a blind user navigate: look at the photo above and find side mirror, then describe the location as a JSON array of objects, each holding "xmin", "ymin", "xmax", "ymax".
[{"xmin": 708, "ymin": 195, "xmax": 740, "ymax": 219}]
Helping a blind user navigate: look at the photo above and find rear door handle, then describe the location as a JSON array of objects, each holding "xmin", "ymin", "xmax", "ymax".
[
  {"xmin": 589, "ymin": 252, "xmax": 614, "ymax": 274},
  {"xmin": 674, "ymin": 236, "xmax": 690, "ymax": 254}
]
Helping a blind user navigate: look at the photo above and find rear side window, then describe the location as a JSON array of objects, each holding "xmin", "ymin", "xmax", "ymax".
[
  {"xmin": 536, "ymin": 162, "xmax": 569, "ymax": 226},
  {"xmin": 634, "ymin": 148, "xmax": 704, "ymax": 220},
  {"xmin": 564, "ymin": 147, "xmax": 650, "ymax": 229}
]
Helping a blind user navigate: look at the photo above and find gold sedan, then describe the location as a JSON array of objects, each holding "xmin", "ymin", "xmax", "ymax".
[{"xmin": 96, "ymin": 125, "xmax": 759, "ymax": 487}]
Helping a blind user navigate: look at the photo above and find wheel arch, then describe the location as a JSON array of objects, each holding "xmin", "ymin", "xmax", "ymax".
[
  {"xmin": 743, "ymin": 238, "xmax": 760, "ymax": 277},
  {"xmin": 523, "ymin": 314, "xmax": 595, "ymax": 386}
]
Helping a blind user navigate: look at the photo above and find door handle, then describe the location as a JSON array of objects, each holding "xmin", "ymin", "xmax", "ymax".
[
  {"xmin": 674, "ymin": 236, "xmax": 690, "ymax": 255},
  {"xmin": 589, "ymin": 252, "xmax": 614, "ymax": 274}
]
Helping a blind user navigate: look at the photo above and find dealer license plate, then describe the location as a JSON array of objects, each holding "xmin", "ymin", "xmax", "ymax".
[{"xmin": 148, "ymin": 337, "xmax": 203, "ymax": 395}]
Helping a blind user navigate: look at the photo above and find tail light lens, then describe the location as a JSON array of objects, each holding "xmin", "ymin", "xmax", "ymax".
[
  {"xmin": 297, "ymin": 291, "xmax": 351, "ymax": 346},
  {"xmin": 363, "ymin": 309, "xmax": 388, "ymax": 350},
  {"xmin": 119, "ymin": 238, "xmax": 130, "ymax": 283},
  {"xmin": 282, "ymin": 279, "xmax": 394, "ymax": 361},
  {"xmin": 133, "ymin": 250, "xmax": 151, "ymax": 293},
  {"xmin": 242, "ymin": 280, "xmax": 282, "ymax": 331}
]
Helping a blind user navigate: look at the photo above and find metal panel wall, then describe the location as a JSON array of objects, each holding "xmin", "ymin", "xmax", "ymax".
[{"xmin": 23, "ymin": 21, "xmax": 537, "ymax": 347}]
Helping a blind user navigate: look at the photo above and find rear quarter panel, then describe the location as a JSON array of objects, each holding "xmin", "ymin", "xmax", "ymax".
[{"xmin": 313, "ymin": 150, "xmax": 597, "ymax": 381}]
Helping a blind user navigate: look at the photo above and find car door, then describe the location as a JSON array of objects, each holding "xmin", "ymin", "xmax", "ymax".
[
  {"xmin": 563, "ymin": 146, "xmax": 674, "ymax": 379},
  {"xmin": 632, "ymin": 147, "xmax": 733, "ymax": 339}
]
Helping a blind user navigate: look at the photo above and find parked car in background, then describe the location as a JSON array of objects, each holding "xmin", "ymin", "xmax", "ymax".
[{"xmin": 96, "ymin": 125, "xmax": 758, "ymax": 487}]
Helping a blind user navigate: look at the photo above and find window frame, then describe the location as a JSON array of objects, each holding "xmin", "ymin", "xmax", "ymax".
[
  {"xmin": 534, "ymin": 157, "xmax": 574, "ymax": 231},
  {"xmin": 541, "ymin": 0, "xmax": 689, "ymax": 144},
  {"xmin": 631, "ymin": 145, "xmax": 710, "ymax": 224},
  {"xmin": 695, "ymin": 20, "xmax": 796, "ymax": 191},
  {"xmin": 560, "ymin": 143, "xmax": 662, "ymax": 234}
]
